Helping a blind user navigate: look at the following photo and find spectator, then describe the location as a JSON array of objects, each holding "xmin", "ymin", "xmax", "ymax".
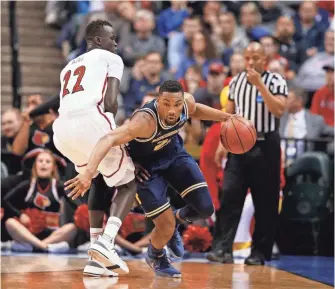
[
  {"xmin": 239, "ymin": 2, "xmax": 270, "ymax": 41},
  {"xmin": 224, "ymin": 52, "xmax": 246, "ymax": 86},
  {"xmin": 268, "ymin": 59, "xmax": 286, "ymax": 77},
  {"xmin": 167, "ymin": 16, "xmax": 203, "ymax": 74},
  {"xmin": 211, "ymin": 12, "xmax": 249, "ymax": 66},
  {"xmin": 123, "ymin": 51, "xmax": 171, "ymax": 116},
  {"xmin": 175, "ymin": 31, "xmax": 218, "ymax": 80},
  {"xmin": 119, "ymin": 9, "xmax": 166, "ymax": 67},
  {"xmin": 260, "ymin": 35, "xmax": 296, "ymax": 80},
  {"xmin": 294, "ymin": 29, "xmax": 334, "ymax": 94},
  {"xmin": 157, "ymin": 1, "xmax": 190, "ymax": 39},
  {"xmin": 4, "ymin": 150, "xmax": 77, "ymax": 253},
  {"xmin": 116, "ymin": 1, "xmax": 137, "ymax": 24},
  {"xmin": 179, "ymin": 65, "xmax": 207, "ymax": 95},
  {"xmin": 310, "ymin": 62, "xmax": 334, "ymax": 127},
  {"xmin": 202, "ymin": 1, "xmax": 223, "ymax": 33},
  {"xmin": 73, "ymin": 2, "xmax": 132, "ymax": 61},
  {"xmin": 274, "ymin": 16, "xmax": 303, "ymax": 67},
  {"xmin": 194, "ymin": 63, "xmax": 226, "ymax": 112},
  {"xmin": 294, "ymin": 1, "xmax": 329, "ymax": 59},
  {"xmin": 258, "ymin": 1, "xmax": 283, "ymax": 29},
  {"xmin": 279, "ymin": 87, "xmax": 333, "ymax": 146},
  {"xmin": 1, "ymin": 108, "xmax": 22, "ymax": 153}
]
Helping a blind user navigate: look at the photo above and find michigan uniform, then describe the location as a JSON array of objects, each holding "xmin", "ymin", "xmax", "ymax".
[
  {"xmin": 53, "ymin": 49, "xmax": 134, "ymax": 187},
  {"xmin": 127, "ymin": 100, "xmax": 210, "ymax": 219}
]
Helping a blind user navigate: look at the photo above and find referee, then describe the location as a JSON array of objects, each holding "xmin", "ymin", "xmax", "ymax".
[{"xmin": 207, "ymin": 42, "xmax": 288, "ymax": 265}]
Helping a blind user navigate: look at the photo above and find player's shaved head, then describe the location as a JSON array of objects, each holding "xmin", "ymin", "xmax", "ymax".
[{"xmin": 244, "ymin": 42, "xmax": 266, "ymax": 73}]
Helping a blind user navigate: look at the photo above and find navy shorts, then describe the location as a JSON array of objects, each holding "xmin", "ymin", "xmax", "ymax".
[{"xmin": 135, "ymin": 149, "xmax": 207, "ymax": 219}]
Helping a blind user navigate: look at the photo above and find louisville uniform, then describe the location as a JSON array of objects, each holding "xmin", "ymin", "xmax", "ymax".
[
  {"xmin": 53, "ymin": 49, "xmax": 134, "ymax": 187},
  {"xmin": 127, "ymin": 100, "xmax": 209, "ymax": 219}
]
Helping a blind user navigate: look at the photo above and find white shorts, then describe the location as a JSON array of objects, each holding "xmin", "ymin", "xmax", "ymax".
[{"xmin": 53, "ymin": 108, "xmax": 135, "ymax": 187}]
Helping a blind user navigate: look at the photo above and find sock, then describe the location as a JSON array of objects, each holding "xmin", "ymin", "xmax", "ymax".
[
  {"xmin": 90, "ymin": 228, "xmax": 103, "ymax": 245},
  {"xmin": 102, "ymin": 216, "xmax": 122, "ymax": 244},
  {"xmin": 148, "ymin": 242, "xmax": 164, "ymax": 258}
]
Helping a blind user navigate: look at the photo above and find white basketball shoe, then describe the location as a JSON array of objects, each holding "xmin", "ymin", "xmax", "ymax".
[
  {"xmin": 88, "ymin": 236, "xmax": 129, "ymax": 275},
  {"xmin": 83, "ymin": 258, "xmax": 118, "ymax": 277}
]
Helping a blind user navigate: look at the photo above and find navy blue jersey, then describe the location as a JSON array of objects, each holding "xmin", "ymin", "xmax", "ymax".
[{"xmin": 127, "ymin": 100, "xmax": 189, "ymax": 160}]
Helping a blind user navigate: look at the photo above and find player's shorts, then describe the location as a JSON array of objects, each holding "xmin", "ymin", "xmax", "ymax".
[
  {"xmin": 135, "ymin": 146, "xmax": 207, "ymax": 219},
  {"xmin": 53, "ymin": 107, "xmax": 135, "ymax": 187}
]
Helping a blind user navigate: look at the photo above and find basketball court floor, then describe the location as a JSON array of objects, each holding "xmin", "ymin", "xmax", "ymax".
[{"xmin": 1, "ymin": 252, "xmax": 333, "ymax": 289}]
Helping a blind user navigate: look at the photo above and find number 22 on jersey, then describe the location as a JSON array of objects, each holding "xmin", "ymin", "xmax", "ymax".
[{"xmin": 62, "ymin": 66, "xmax": 86, "ymax": 98}]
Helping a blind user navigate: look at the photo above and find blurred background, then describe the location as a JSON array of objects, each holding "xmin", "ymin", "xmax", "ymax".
[{"xmin": 1, "ymin": 0, "xmax": 334, "ymax": 259}]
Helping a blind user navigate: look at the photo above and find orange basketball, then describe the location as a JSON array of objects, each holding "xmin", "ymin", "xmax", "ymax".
[{"xmin": 220, "ymin": 116, "xmax": 257, "ymax": 154}]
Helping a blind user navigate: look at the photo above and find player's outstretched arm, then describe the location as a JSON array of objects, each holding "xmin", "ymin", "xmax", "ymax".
[
  {"xmin": 185, "ymin": 92, "xmax": 232, "ymax": 122},
  {"xmin": 64, "ymin": 112, "xmax": 155, "ymax": 199}
]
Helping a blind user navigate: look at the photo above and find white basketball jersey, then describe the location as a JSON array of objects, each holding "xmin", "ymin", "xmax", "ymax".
[{"xmin": 58, "ymin": 49, "xmax": 124, "ymax": 116}]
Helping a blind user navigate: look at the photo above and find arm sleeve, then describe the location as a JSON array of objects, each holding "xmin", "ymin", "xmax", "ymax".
[
  {"xmin": 100, "ymin": 51, "xmax": 124, "ymax": 81},
  {"xmin": 228, "ymin": 76, "xmax": 238, "ymax": 101},
  {"xmin": 269, "ymin": 73, "xmax": 288, "ymax": 96},
  {"xmin": 3, "ymin": 181, "xmax": 30, "ymax": 217}
]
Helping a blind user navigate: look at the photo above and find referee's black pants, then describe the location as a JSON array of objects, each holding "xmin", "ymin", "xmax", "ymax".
[{"xmin": 213, "ymin": 131, "xmax": 281, "ymax": 260}]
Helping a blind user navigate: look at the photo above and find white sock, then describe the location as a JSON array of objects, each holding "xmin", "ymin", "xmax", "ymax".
[
  {"xmin": 90, "ymin": 228, "xmax": 103, "ymax": 245},
  {"xmin": 102, "ymin": 217, "xmax": 122, "ymax": 244}
]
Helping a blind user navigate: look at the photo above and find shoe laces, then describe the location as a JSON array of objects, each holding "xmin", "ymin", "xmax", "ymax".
[{"xmin": 153, "ymin": 253, "xmax": 172, "ymax": 269}]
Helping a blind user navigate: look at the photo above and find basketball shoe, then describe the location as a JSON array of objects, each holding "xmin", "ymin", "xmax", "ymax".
[
  {"xmin": 83, "ymin": 257, "xmax": 118, "ymax": 277},
  {"xmin": 88, "ymin": 236, "xmax": 129, "ymax": 274},
  {"xmin": 145, "ymin": 247, "xmax": 181, "ymax": 278}
]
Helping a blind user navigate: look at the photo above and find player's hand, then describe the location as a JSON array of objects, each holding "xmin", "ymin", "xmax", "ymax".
[
  {"xmin": 246, "ymin": 68, "xmax": 263, "ymax": 87},
  {"xmin": 65, "ymin": 171, "xmax": 93, "ymax": 200},
  {"xmin": 134, "ymin": 163, "xmax": 150, "ymax": 183},
  {"xmin": 20, "ymin": 213, "xmax": 31, "ymax": 227}
]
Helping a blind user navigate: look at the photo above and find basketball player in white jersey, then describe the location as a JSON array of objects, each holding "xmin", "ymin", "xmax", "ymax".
[{"xmin": 53, "ymin": 20, "xmax": 136, "ymax": 277}]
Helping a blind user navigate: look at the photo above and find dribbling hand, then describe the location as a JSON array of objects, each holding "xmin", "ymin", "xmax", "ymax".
[{"xmin": 65, "ymin": 171, "xmax": 93, "ymax": 200}]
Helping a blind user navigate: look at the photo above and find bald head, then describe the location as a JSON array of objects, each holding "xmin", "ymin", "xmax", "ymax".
[
  {"xmin": 246, "ymin": 42, "xmax": 265, "ymax": 56},
  {"xmin": 244, "ymin": 42, "xmax": 266, "ymax": 73}
]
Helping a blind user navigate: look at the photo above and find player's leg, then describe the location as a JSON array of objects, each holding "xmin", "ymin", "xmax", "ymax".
[
  {"xmin": 88, "ymin": 169, "xmax": 136, "ymax": 275},
  {"xmin": 84, "ymin": 174, "xmax": 120, "ymax": 277},
  {"xmin": 165, "ymin": 153, "xmax": 215, "ymax": 223},
  {"xmin": 136, "ymin": 175, "xmax": 181, "ymax": 278}
]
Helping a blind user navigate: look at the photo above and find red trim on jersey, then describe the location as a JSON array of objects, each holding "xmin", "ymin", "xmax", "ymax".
[
  {"xmin": 37, "ymin": 182, "xmax": 52, "ymax": 195},
  {"xmin": 98, "ymin": 74, "xmax": 108, "ymax": 106}
]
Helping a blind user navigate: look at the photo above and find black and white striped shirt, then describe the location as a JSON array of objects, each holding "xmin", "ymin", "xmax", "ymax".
[{"xmin": 228, "ymin": 71, "xmax": 288, "ymax": 133}]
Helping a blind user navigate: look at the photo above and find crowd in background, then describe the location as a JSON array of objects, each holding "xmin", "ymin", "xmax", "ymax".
[{"xmin": 1, "ymin": 0, "xmax": 334, "ymax": 256}]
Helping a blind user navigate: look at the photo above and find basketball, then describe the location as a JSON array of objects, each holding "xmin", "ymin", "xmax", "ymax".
[{"xmin": 220, "ymin": 116, "xmax": 257, "ymax": 154}]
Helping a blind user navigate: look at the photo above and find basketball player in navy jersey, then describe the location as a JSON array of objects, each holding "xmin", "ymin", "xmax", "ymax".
[{"xmin": 65, "ymin": 80, "xmax": 234, "ymax": 277}]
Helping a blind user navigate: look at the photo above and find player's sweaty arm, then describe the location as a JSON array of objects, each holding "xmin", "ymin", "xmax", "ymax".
[
  {"xmin": 184, "ymin": 92, "xmax": 232, "ymax": 122},
  {"xmin": 65, "ymin": 112, "xmax": 156, "ymax": 199},
  {"xmin": 104, "ymin": 78, "xmax": 120, "ymax": 115}
]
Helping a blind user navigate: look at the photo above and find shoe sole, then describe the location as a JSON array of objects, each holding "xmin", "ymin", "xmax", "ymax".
[{"xmin": 88, "ymin": 249, "xmax": 129, "ymax": 275}]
